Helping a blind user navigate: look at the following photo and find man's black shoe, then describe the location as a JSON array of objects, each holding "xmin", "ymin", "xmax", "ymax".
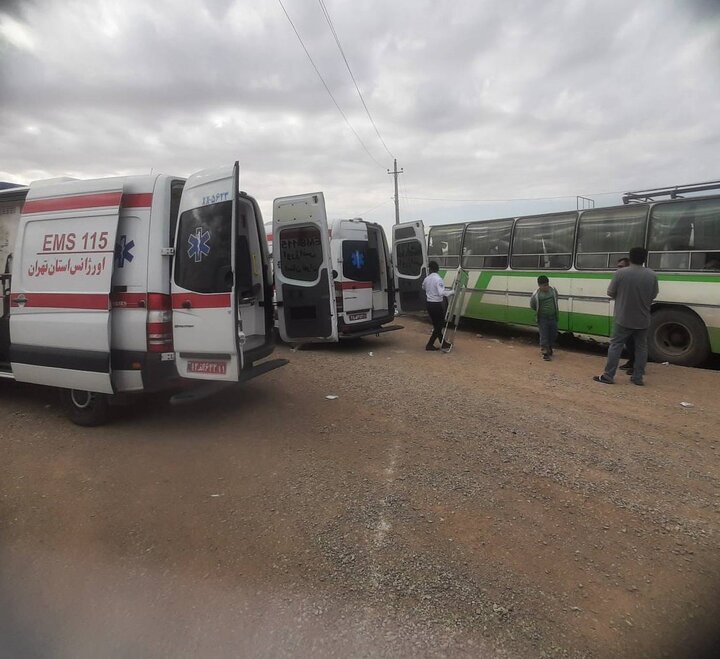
[
  {"xmin": 619, "ymin": 362, "xmax": 633, "ymax": 370},
  {"xmin": 426, "ymin": 345, "xmax": 439, "ymax": 351}
]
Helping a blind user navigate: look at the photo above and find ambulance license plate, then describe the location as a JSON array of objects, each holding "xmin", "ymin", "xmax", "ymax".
[
  {"xmin": 187, "ymin": 360, "xmax": 227, "ymax": 375},
  {"xmin": 347, "ymin": 311, "xmax": 369, "ymax": 321}
]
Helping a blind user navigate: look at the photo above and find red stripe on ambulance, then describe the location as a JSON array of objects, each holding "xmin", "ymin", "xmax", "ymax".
[
  {"xmin": 22, "ymin": 192, "xmax": 123, "ymax": 214},
  {"xmin": 121, "ymin": 193, "xmax": 153, "ymax": 208},
  {"xmin": 110, "ymin": 292, "xmax": 147, "ymax": 308},
  {"xmin": 334, "ymin": 281, "xmax": 373, "ymax": 290},
  {"xmin": 171, "ymin": 293, "xmax": 232, "ymax": 309},
  {"xmin": 10, "ymin": 292, "xmax": 109, "ymax": 310}
]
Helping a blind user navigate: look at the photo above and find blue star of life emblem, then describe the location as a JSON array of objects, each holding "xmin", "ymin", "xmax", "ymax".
[
  {"xmin": 188, "ymin": 227, "xmax": 211, "ymax": 262},
  {"xmin": 351, "ymin": 249, "xmax": 365, "ymax": 269},
  {"xmin": 114, "ymin": 235, "xmax": 135, "ymax": 268}
]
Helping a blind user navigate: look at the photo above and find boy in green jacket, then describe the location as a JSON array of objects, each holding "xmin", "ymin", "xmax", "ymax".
[{"xmin": 529, "ymin": 275, "xmax": 559, "ymax": 361}]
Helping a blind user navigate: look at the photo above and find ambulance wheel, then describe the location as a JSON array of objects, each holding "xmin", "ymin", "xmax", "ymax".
[{"xmin": 61, "ymin": 389, "xmax": 110, "ymax": 426}]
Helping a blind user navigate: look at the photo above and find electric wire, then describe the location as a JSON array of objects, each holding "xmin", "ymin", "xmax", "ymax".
[
  {"xmin": 404, "ymin": 190, "xmax": 627, "ymax": 203},
  {"xmin": 317, "ymin": 0, "xmax": 395, "ymax": 161},
  {"xmin": 276, "ymin": 0, "xmax": 384, "ymax": 169},
  {"xmin": 358, "ymin": 197, "xmax": 393, "ymax": 217}
]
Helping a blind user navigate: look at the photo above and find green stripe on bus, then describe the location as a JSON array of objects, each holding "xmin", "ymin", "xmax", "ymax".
[
  {"xmin": 463, "ymin": 293, "xmax": 613, "ymax": 336},
  {"xmin": 441, "ymin": 269, "xmax": 720, "ymax": 283},
  {"xmin": 709, "ymin": 327, "xmax": 720, "ymax": 353}
]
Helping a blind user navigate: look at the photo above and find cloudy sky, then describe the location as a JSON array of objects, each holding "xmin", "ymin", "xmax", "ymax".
[{"xmin": 1, "ymin": 0, "xmax": 719, "ymax": 233}]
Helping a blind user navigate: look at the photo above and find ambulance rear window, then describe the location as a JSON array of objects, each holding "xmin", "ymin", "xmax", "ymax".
[
  {"xmin": 278, "ymin": 225, "xmax": 323, "ymax": 282},
  {"xmin": 342, "ymin": 240, "xmax": 379, "ymax": 282},
  {"xmin": 174, "ymin": 201, "xmax": 232, "ymax": 293}
]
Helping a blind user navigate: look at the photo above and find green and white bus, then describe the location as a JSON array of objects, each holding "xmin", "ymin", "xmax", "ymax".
[{"xmin": 400, "ymin": 184, "xmax": 720, "ymax": 366}]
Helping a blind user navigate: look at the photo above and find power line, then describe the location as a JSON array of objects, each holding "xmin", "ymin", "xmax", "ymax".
[
  {"xmin": 317, "ymin": 0, "xmax": 395, "ymax": 161},
  {"xmin": 358, "ymin": 197, "xmax": 393, "ymax": 217},
  {"xmin": 276, "ymin": 0, "xmax": 384, "ymax": 169},
  {"xmin": 404, "ymin": 190, "xmax": 627, "ymax": 203}
]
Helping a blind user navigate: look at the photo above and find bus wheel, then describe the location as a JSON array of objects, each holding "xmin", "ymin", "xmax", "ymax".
[
  {"xmin": 61, "ymin": 389, "xmax": 110, "ymax": 426},
  {"xmin": 648, "ymin": 308, "xmax": 709, "ymax": 367}
]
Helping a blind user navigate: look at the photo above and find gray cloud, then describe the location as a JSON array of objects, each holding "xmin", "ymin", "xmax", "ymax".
[{"xmin": 1, "ymin": 0, "xmax": 719, "ymax": 230}]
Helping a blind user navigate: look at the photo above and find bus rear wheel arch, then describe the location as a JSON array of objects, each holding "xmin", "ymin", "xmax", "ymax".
[
  {"xmin": 648, "ymin": 307, "xmax": 710, "ymax": 367},
  {"xmin": 60, "ymin": 389, "xmax": 111, "ymax": 426}
]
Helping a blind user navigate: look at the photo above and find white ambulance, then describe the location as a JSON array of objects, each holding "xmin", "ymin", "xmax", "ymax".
[
  {"xmin": 271, "ymin": 192, "xmax": 405, "ymax": 342},
  {"xmin": 0, "ymin": 162, "xmax": 287, "ymax": 426}
]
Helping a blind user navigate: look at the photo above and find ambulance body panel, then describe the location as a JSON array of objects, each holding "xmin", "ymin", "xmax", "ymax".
[
  {"xmin": 271, "ymin": 193, "xmax": 401, "ymax": 343},
  {"xmin": 0, "ymin": 164, "xmax": 285, "ymax": 424},
  {"xmin": 392, "ymin": 220, "xmax": 428, "ymax": 313}
]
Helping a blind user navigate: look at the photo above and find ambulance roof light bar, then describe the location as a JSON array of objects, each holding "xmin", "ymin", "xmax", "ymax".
[{"xmin": 622, "ymin": 180, "xmax": 720, "ymax": 204}]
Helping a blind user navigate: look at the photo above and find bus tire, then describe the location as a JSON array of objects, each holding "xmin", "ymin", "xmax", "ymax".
[
  {"xmin": 648, "ymin": 308, "xmax": 710, "ymax": 367},
  {"xmin": 61, "ymin": 389, "xmax": 110, "ymax": 426}
]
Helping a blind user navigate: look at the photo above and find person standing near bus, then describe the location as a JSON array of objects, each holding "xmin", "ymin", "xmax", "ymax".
[
  {"xmin": 615, "ymin": 257, "xmax": 635, "ymax": 373},
  {"xmin": 594, "ymin": 247, "xmax": 659, "ymax": 386},
  {"xmin": 422, "ymin": 260, "xmax": 454, "ymax": 351},
  {"xmin": 530, "ymin": 275, "xmax": 559, "ymax": 361}
]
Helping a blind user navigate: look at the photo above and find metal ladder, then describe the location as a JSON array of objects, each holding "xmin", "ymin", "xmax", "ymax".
[{"xmin": 440, "ymin": 268, "xmax": 468, "ymax": 353}]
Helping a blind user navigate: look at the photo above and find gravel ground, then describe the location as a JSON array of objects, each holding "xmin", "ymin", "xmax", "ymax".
[{"xmin": 1, "ymin": 316, "xmax": 719, "ymax": 658}]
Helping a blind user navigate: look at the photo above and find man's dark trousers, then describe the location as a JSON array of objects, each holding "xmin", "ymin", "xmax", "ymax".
[{"xmin": 426, "ymin": 301, "xmax": 445, "ymax": 348}]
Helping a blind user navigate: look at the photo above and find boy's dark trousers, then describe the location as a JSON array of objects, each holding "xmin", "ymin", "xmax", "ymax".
[
  {"xmin": 426, "ymin": 301, "xmax": 446, "ymax": 348},
  {"xmin": 538, "ymin": 316, "xmax": 558, "ymax": 353}
]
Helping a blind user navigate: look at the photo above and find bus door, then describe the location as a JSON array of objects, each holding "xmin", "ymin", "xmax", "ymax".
[
  {"xmin": 273, "ymin": 192, "xmax": 337, "ymax": 342},
  {"xmin": 10, "ymin": 179, "xmax": 122, "ymax": 393},
  {"xmin": 392, "ymin": 220, "xmax": 427, "ymax": 312},
  {"xmin": 171, "ymin": 162, "xmax": 245, "ymax": 381}
]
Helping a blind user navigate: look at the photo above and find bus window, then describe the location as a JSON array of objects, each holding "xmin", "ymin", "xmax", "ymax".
[
  {"xmin": 575, "ymin": 205, "xmax": 647, "ymax": 269},
  {"xmin": 510, "ymin": 213, "xmax": 576, "ymax": 270},
  {"xmin": 428, "ymin": 224, "xmax": 463, "ymax": 268},
  {"xmin": 648, "ymin": 198, "xmax": 720, "ymax": 270},
  {"xmin": 462, "ymin": 219, "xmax": 512, "ymax": 269}
]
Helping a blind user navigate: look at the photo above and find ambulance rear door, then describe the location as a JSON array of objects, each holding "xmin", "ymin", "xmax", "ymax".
[
  {"xmin": 10, "ymin": 179, "xmax": 122, "ymax": 393},
  {"xmin": 392, "ymin": 220, "xmax": 427, "ymax": 312},
  {"xmin": 171, "ymin": 163, "xmax": 242, "ymax": 381},
  {"xmin": 273, "ymin": 192, "xmax": 337, "ymax": 342}
]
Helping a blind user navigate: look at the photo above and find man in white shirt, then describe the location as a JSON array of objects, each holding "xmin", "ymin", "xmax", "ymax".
[{"xmin": 422, "ymin": 260, "xmax": 454, "ymax": 351}]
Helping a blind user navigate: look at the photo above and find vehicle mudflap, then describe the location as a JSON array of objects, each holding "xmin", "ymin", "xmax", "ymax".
[
  {"xmin": 338, "ymin": 324, "xmax": 404, "ymax": 340},
  {"xmin": 169, "ymin": 358, "xmax": 289, "ymax": 406}
]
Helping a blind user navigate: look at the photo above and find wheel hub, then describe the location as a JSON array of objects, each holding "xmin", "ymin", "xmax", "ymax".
[{"xmin": 656, "ymin": 322, "xmax": 692, "ymax": 355}]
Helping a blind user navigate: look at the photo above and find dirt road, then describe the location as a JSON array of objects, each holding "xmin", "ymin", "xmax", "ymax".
[{"xmin": 1, "ymin": 317, "xmax": 719, "ymax": 658}]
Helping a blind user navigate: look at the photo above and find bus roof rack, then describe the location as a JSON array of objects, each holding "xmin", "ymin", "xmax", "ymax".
[{"xmin": 622, "ymin": 180, "xmax": 720, "ymax": 204}]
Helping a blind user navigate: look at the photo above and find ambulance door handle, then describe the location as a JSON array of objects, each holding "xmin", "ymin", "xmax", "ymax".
[{"xmin": 182, "ymin": 300, "xmax": 192, "ymax": 309}]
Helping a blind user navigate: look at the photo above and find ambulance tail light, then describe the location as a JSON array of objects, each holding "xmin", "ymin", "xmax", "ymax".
[{"xmin": 147, "ymin": 293, "xmax": 173, "ymax": 352}]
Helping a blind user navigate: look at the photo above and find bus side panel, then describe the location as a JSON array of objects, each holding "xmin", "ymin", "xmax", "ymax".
[
  {"xmin": 569, "ymin": 273, "xmax": 613, "ymax": 337},
  {"xmin": 703, "ymin": 309, "xmax": 720, "ymax": 354},
  {"xmin": 459, "ymin": 270, "xmax": 508, "ymax": 324}
]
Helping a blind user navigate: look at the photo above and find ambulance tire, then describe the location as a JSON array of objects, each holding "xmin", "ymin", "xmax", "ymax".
[{"xmin": 61, "ymin": 389, "xmax": 110, "ymax": 426}]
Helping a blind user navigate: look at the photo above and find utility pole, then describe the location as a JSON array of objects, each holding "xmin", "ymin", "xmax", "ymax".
[{"xmin": 387, "ymin": 159, "xmax": 404, "ymax": 224}]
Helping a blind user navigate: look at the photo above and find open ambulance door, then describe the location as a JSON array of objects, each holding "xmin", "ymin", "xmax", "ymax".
[
  {"xmin": 272, "ymin": 192, "xmax": 337, "ymax": 342},
  {"xmin": 9, "ymin": 179, "xmax": 122, "ymax": 394},
  {"xmin": 171, "ymin": 163, "xmax": 245, "ymax": 381},
  {"xmin": 392, "ymin": 220, "xmax": 427, "ymax": 312}
]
